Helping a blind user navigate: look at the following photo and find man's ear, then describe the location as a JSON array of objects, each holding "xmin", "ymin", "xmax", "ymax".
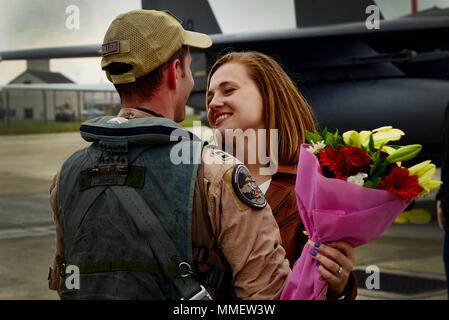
[{"xmin": 167, "ymin": 59, "xmax": 181, "ymax": 89}]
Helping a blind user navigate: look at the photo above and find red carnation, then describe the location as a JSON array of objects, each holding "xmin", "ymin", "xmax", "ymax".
[
  {"xmin": 319, "ymin": 147, "xmax": 346, "ymax": 179},
  {"xmin": 378, "ymin": 166, "xmax": 423, "ymax": 200}
]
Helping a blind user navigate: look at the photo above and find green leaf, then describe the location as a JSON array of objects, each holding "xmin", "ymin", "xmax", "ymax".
[
  {"xmin": 305, "ymin": 130, "xmax": 324, "ymax": 145},
  {"xmin": 364, "ymin": 177, "xmax": 382, "ymax": 189},
  {"xmin": 369, "ymin": 134, "xmax": 375, "ymax": 153},
  {"xmin": 374, "ymin": 143, "xmax": 385, "ymax": 161},
  {"xmin": 325, "ymin": 132, "xmax": 334, "ymax": 147},
  {"xmin": 373, "ymin": 161, "xmax": 388, "ymax": 177},
  {"xmin": 321, "ymin": 128, "xmax": 328, "ymax": 140},
  {"xmin": 364, "ymin": 180, "xmax": 374, "ymax": 188},
  {"xmin": 306, "ymin": 130, "xmax": 314, "ymax": 144},
  {"xmin": 371, "ymin": 177, "xmax": 382, "ymax": 188},
  {"xmin": 315, "ymin": 132, "xmax": 323, "ymax": 142},
  {"xmin": 369, "ymin": 164, "xmax": 376, "ymax": 177}
]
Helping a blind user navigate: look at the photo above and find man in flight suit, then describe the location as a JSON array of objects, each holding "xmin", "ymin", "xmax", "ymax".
[{"xmin": 48, "ymin": 9, "xmax": 290, "ymax": 300}]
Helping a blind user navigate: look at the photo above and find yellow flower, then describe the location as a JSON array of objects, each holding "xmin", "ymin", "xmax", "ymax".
[
  {"xmin": 370, "ymin": 126, "xmax": 405, "ymax": 148},
  {"xmin": 343, "ymin": 126, "xmax": 405, "ymax": 149},
  {"xmin": 408, "ymin": 160, "xmax": 443, "ymax": 196},
  {"xmin": 342, "ymin": 131, "xmax": 361, "ymax": 147}
]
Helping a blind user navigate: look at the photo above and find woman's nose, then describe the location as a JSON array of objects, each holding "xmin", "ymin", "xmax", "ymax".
[{"xmin": 208, "ymin": 95, "xmax": 224, "ymax": 110}]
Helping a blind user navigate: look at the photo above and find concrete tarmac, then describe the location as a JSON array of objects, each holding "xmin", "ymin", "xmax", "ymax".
[{"xmin": 0, "ymin": 132, "xmax": 447, "ymax": 300}]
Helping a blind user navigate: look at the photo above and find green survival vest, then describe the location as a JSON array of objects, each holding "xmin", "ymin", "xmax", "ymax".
[{"xmin": 57, "ymin": 116, "xmax": 208, "ymax": 300}]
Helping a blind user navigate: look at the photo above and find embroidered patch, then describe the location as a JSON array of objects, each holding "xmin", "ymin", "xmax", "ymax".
[
  {"xmin": 102, "ymin": 40, "xmax": 120, "ymax": 56},
  {"xmin": 231, "ymin": 164, "xmax": 267, "ymax": 209}
]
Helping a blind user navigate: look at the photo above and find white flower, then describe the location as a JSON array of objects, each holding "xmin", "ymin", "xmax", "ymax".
[
  {"xmin": 347, "ymin": 173, "xmax": 368, "ymax": 186},
  {"xmin": 307, "ymin": 140, "xmax": 326, "ymax": 154}
]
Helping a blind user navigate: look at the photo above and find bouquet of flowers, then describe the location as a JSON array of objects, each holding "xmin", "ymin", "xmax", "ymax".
[{"xmin": 280, "ymin": 126, "xmax": 442, "ymax": 300}]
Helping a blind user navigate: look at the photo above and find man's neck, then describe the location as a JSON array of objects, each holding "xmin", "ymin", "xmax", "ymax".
[{"xmin": 121, "ymin": 89, "xmax": 175, "ymax": 120}]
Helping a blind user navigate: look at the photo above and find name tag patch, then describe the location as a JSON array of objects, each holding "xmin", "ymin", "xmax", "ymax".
[{"xmin": 102, "ymin": 40, "xmax": 120, "ymax": 56}]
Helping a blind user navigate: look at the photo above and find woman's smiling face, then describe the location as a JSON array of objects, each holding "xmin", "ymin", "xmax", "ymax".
[{"xmin": 207, "ymin": 62, "xmax": 265, "ymax": 137}]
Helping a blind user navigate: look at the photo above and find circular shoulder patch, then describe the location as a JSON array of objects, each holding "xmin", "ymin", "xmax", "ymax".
[{"xmin": 232, "ymin": 164, "xmax": 267, "ymax": 210}]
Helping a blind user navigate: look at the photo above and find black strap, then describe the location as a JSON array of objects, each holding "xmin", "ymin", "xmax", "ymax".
[
  {"xmin": 204, "ymin": 266, "xmax": 232, "ymax": 291},
  {"xmin": 135, "ymin": 108, "xmax": 164, "ymax": 118},
  {"xmin": 76, "ymin": 260, "xmax": 178, "ymax": 276}
]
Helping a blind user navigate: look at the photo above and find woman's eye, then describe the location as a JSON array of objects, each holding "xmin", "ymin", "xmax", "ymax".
[{"xmin": 224, "ymin": 88, "xmax": 235, "ymax": 94}]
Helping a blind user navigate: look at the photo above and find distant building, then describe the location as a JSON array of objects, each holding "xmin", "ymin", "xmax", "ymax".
[
  {"xmin": 1, "ymin": 59, "xmax": 85, "ymax": 122},
  {"xmin": 1, "ymin": 59, "xmax": 118, "ymax": 122}
]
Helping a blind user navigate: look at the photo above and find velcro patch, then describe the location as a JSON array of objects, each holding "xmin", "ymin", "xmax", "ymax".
[
  {"xmin": 231, "ymin": 164, "xmax": 267, "ymax": 210},
  {"xmin": 102, "ymin": 40, "xmax": 120, "ymax": 56}
]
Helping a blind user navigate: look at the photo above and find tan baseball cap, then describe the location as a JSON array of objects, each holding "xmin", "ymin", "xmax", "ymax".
[{"xmin": 101, "ymin": 10, "xmax": 212, "ymax": 84}]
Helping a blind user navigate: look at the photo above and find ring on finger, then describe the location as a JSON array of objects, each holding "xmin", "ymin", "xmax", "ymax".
[{"xmin": 337, "ymin": 265, "xmax": 343, "ymax": 275}]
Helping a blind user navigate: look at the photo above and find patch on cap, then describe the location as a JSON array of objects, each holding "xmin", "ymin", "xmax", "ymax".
[
  {"xmin": 232, "ymin": 164, "xmax": 267, "ymax": 210},
  {"xmin": 102, "ymin": 41, "xmax": 120, "ymax": 57}
]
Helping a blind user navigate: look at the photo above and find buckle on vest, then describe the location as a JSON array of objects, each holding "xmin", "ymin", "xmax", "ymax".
[
  {"xmin": 181, "ymin": 285, "xmax": 212, "ymax": 300},
  {"xmin": 178, "ymin": 262, "xmax": 196, "ymax": 278},
  {"xmin": 59, "ymin": 263, "xmax": 67, "ymax": 279}
]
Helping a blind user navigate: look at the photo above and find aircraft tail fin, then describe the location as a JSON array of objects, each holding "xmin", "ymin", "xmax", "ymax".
[
  {"xmin": 141, "ymin": 0, "xmax": 222, "ymax": 34},
  {"xmin": 295, "ymin": 0, "xmax": 384, "ymax": 27}
]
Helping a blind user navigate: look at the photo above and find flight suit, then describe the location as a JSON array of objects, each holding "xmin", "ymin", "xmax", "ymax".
[{"xmin": 49, "ymin": 144, "xmax": 291, "ymax": 300}]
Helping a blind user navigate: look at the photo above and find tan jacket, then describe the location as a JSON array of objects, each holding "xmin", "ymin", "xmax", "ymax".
[{"xmin": 49, "ymin": 145, "xmax": 291, "ymax": 300}]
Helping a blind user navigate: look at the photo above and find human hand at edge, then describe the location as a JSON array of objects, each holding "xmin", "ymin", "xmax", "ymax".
[
  {"xmin": 437, "ymin": 200, "xmax": 446, "ymax": 231},
  {"xmin": 310, "ymin": 240, "xmax": 355, "ymax": 299}
]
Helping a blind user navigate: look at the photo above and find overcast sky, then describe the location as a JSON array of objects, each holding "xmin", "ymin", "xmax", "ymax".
[{"xmin": 1, "ymin": 0, "xmax": 449, "ymax": 85}]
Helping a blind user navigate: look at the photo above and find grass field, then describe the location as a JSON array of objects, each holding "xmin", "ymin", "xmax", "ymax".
[{"xmin": 0, "ymin": 115, "xmax": 201, "ymax": 135}]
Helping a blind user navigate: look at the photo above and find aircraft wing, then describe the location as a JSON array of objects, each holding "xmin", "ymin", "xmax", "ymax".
[
  {"xmin": 204, "ymin": 17, "xmax": 449, "ymax": 81},
  {"xmin": 0, "ymin": 45, "xmax": 101, "ymax": 61},
  {"xmin": 2, "ymin": 16, "xmax": 448, "ymax": 75},
  {"xmin": 1, "ymin": 15, "xmax": 448, "ymax": 113},
  {"xmin": 0, "ymin": 83, "xmax": 115, "ymax": 92}
]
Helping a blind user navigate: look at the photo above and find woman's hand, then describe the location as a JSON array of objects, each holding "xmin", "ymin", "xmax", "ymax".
[
  {"xmin": 437, "ymin": 200, "xmax": 446, "ymax": 231},
  {"xmin": 310, "ymin": 240, "xmax": 355, "ymax": 299}
]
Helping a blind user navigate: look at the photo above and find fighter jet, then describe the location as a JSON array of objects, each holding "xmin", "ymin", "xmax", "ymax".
[{"xmin": 1, "ymin": 0, "xmax": 448, "ymax": 164}]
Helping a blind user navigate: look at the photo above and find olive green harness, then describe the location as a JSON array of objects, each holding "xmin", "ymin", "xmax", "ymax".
[{"xmin": 57, "ymin": 116, "xmax": 209, "ymax": 299}]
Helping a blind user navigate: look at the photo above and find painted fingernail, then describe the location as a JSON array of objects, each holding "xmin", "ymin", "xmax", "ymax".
[
  {"xmin": 325, "ymin": 241, "xmax": 333, "ymax": 244},
  {"xmin": 314, "ymin": 242, "xmax": 321, "ymax": 248},
  {"xmin": 311, "ymin": 250, "xmax": 317, "ymax": 257},
  {"xmin": 316, "ymin": 262, "xmax": 320, "ymax": 268}
]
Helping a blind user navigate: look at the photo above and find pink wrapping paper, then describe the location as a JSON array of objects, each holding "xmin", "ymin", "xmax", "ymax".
[{"xmin": 280, "ymin": 144, "xmax": 412, "ymax": 300}]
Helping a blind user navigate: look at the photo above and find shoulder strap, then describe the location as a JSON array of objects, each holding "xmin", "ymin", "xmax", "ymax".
[
  {"xmin": 63, "ymin": 186, "xmax": 107, "ymax": 252},
  {"xmin": 110, "ymin": 186, "xmax": 210, "ymax": 300},
  {"xmin": 193, "ymin": 164, "xmax": 215, "ymax": 246},
  {"xmin": 192, "ymin": 164, "xmax": 232, "ymax": 295}
]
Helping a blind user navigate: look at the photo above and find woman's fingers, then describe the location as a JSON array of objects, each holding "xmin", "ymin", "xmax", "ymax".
[
  {"xmin": 311, "ymin": 249, "xmax": 348, "ymax": 278},
  {"xmin": 309, "ymin": 240, "xmax": 355, "ymax": 299},
  {"xmin": 315, "ymin": 261, "xmax": 339, "ymax": 282},
  {"xmin": 312, "ymin": 250, "xmax": 348, "ymax": 298},
  {"xmin": 312, "ymin": 241, "xmax": 354, "ymax": 273},
  {"xmin": 325, "ymin": 241, "xmax": 356, "ymax": 264}
]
